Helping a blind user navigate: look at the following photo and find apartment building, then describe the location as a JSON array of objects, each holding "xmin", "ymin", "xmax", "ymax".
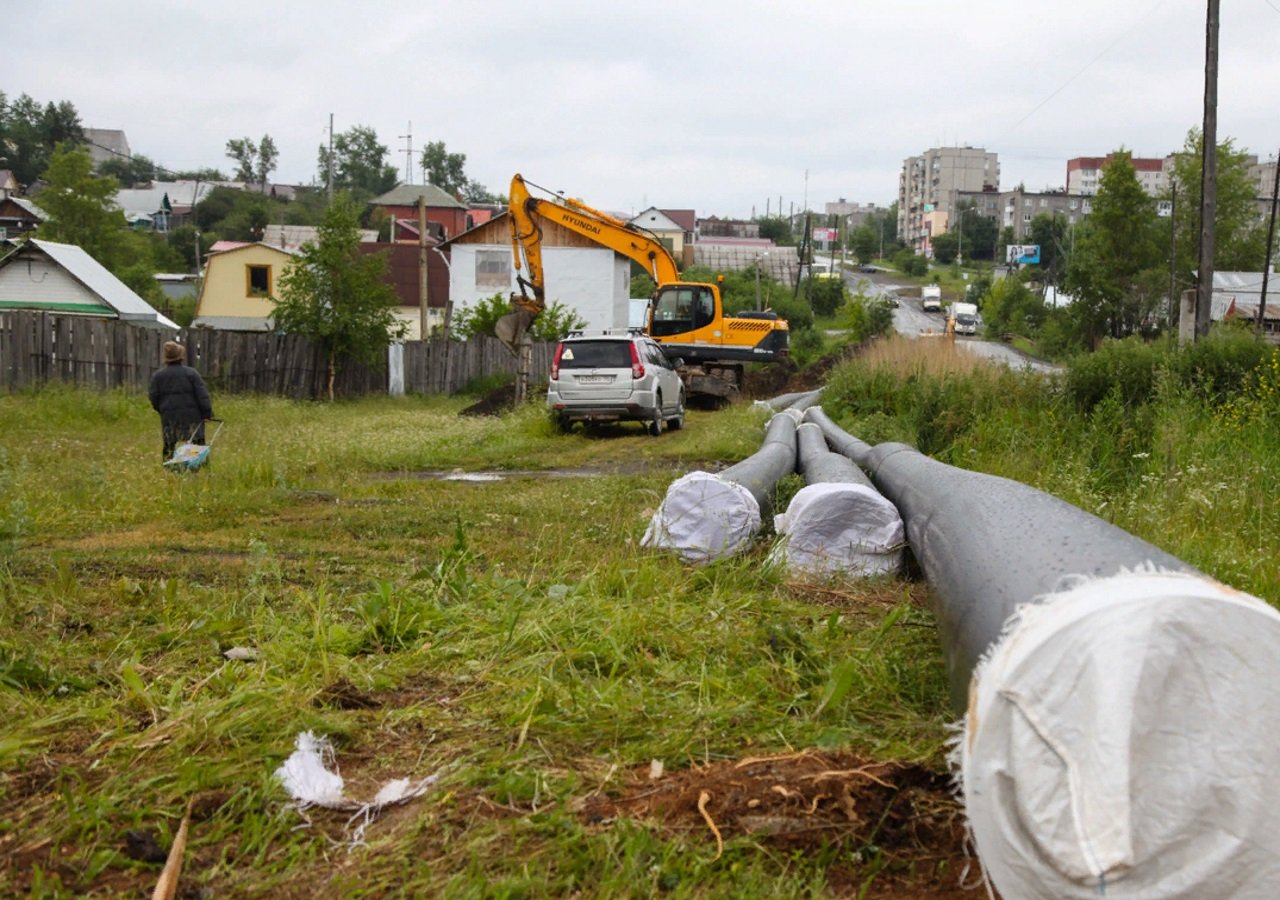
[
  {"xmin": 1066, "ymin": 154, "xmax": 1168, "ymax": 196},
  {"xmin": 957, "ymin": 189, "xmax": 1091, "ymax": 242},
  {"xmin": 824, "ymin": 198, "xmax": 882, "ymax": 229},
  {"xmin": 897, "ymin": 147, "xmax": 999, "ymax": 252}
]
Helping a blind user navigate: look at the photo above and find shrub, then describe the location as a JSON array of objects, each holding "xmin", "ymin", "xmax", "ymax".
[{"xmin": 452, "ymin": 293, "xmax": 585, "ymax": 342}]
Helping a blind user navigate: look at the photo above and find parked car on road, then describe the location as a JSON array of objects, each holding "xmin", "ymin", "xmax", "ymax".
[{"xmin": 547, "ymin": 331, "xmax": 685, "ymax": 435}]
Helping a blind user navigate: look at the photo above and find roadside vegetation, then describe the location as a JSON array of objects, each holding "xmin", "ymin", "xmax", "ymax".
[{"xmin": 5, "ymin": 328, "xmax": 1276, "ymax": 897}]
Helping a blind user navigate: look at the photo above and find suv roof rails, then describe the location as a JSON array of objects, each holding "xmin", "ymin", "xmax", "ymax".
[{"xmin": 562, "ymin": 328, "xmax": 647, "ymax": 339}]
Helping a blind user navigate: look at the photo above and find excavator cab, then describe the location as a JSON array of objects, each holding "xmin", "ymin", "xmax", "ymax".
[{"xmin": 649, "ymin": 284, "xmax": 716, "ymax": 337}]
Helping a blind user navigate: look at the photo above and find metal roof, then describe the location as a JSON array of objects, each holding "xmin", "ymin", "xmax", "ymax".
[
  {"xmin": 3, "ymin": 238, "xmax": 178, "ymax": 329},
  {"xmin": 369, "ymin": 183, "xmax": 467, "ymax": 209}
]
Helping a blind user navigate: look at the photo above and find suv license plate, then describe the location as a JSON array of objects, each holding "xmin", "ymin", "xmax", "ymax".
[{"xmin": 576, "ymin": 375, "xmax": 612, "ymax": 384}]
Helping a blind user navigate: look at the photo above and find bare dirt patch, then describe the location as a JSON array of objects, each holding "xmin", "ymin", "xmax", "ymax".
[{"xmin": 578, "ymin": 749, "xmax": 974, "ymax": 898}]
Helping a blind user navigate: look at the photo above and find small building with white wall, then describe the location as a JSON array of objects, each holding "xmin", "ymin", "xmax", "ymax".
[{"xmin": 442, "ymin": 212, "xmax": 630, "ymax": 332}]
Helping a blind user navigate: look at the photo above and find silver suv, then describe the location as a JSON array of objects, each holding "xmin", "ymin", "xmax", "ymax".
[{"xmin": 547, "ymin": 331, "xmax": 685, "ymax": 435}]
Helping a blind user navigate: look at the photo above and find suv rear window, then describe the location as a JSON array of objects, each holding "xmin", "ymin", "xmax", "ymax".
[{"xmin": 558, "ymin": 341, "xmax": 631, "ymax": 369}]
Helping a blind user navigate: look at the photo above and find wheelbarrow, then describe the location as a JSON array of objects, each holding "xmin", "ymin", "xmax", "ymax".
[{"xmin": 164, "ymin": 418, "xmax": 223, "ymax": 472}]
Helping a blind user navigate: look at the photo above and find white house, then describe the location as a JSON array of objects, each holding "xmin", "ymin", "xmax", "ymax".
[
  {"xmin": 443, "ymin": 212, "xmax": 630, "ymax": 332},
  {"xmin": 0, "ymin": 238, "xmax": 178, "ymax": 329}
]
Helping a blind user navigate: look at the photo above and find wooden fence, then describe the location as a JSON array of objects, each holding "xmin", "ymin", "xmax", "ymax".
[{"xmin": 0, "ymin": 312, "xmax": 555, "ymax": 399}]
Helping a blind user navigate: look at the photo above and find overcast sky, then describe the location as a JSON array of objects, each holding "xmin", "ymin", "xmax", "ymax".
[{"xmin": 8, "ymin": 0, "xmax": 1278, "ymax": 219}]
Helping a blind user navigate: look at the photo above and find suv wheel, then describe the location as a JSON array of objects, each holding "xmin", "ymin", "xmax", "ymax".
[
  {"xmin": 552, "ymin": 412, "xmax": 571, "ymax": 434},
  {"xmin": 648, "ymin": 394, "xmax": 664, "ymax": 436},
  {"xmin": 667, "ymin": 390, "xmax": 685, "ymax": 430}
]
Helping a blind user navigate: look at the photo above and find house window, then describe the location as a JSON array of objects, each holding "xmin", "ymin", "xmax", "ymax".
[
  {"xmin": 475, "ymin": 250, "xmax": 510, "ymax": 289},
  {"xmin": 246, "ymin": 264, "xmax": 272, "ymax": 297}
]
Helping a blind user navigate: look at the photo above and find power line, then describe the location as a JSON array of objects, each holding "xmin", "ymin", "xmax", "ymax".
[{"xmin": 991, "ymin": 0, "xmax": 1168, "ymax": 145}]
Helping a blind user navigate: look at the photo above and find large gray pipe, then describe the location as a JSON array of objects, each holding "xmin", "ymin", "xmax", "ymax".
[
  {"xmin": 717, "ymin": 411, "xmax": 798, "ymax": 512},
  {"xmin": 804, "ymin": 406, "xmax": 1195, "ymax": 704},
  {"xmin": 641, "ymin": 412, "xmax": 797, "ymax": 562},
  {"xmin": 771, "ymin": 422, "xmax": 904, "ymax": 576},
  {"xmin": 804, "ymin": 405, "xmax": 1280, "ymax": 898}
]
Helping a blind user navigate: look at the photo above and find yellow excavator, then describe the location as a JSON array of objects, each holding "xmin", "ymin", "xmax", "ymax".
[{"xmin": 497, "ymin": 173, "xmax": 789, "ymax": 399}]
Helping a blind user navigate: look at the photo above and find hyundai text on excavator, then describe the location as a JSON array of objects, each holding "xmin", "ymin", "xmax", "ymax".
[{"xmin": 497, "ymin": 174, "xmax": 789, "ymax": 400}]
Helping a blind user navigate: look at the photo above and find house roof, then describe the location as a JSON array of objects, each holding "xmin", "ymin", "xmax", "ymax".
[
  {"xmin": 1, "ymin": 238, "xmax": 178, "ymax": 329},
  {"xmin": 206, "ymin": 240, "xmax": 298, "ymax": 259},
  {"xmin": 662, "ymin": 209, "xmax": 696, "ymax": 233},
  {"xmin": 115, "ymin": 180, "xmax": 216, "ymax": 219},
  {"xmin": 369, "ymin": 183, "xmax": 467, "ymax": 209},
  {"xmin": 629, "ymin": 207, "xmax": 684, "ymax": 233}
]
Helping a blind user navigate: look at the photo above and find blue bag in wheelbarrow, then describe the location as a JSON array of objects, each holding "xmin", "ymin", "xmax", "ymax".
[{"xmin": 164, "ymin": 442, "xmax": 211, "ymax": 471}]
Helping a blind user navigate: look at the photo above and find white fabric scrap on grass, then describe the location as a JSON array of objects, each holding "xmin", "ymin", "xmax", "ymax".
[
  {"xmin": 960, "ymin": 570, "xmax": 1280, "ymax": 899},
  {"xmin": 641, "ymin": 471, "xmax": 761, "ymax": 563},
  {"xmin": 771, "ymin": 483, "xmax": 904, "ymax": 576},
  {"xmin": 275, "ymin": 731, "xmax": 438, "ymax": 848}
]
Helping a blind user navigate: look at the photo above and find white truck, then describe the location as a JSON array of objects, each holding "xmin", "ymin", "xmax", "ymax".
[
  {"xmin": 951, "ymin": 301, "xmax": 979, "ymax": 335},
  {"xmin": 921, "ymin": 284, "xmax": 942, "ymax": 312}
]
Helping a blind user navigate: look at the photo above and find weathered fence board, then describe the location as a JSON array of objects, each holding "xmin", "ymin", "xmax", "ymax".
[{"xmin": 0, "ymin": 312, "xmax": 553, "ymax": 399}]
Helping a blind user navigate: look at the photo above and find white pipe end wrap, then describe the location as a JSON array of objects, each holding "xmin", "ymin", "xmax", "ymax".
[
  {"xmin": 641, "ymin": 471, "xmax": 761, "ymax": 563},
  {"xmin": 771, "ymin": 483, "xmax": 904, "ymax": 576},
  {"xmin": 961, "ymin": 571, "xmax": 1280, "ymax": 899}
]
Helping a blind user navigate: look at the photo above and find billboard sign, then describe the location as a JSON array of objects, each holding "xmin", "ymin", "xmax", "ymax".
[
  {"xmin": 812, "ymin": 227, "xmax": 837, "ymax": 243},
  {"xmin": 1006, "ymin": 244, "xmax": 1041, "ymax": 265}
]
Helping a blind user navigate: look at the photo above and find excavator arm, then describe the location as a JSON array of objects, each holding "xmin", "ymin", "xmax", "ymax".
[{"xmin": 499, "ymin": 174, "xmax": 789, "ymax": 395}]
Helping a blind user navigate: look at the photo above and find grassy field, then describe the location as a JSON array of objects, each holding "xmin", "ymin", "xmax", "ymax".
[
  {"xmin": 8, "ymin": 332, "xmax": 1276, "ymax": 898},
  {"xmin": 0, "ymin": 385, "xmax": 959, "ymax": 898}
]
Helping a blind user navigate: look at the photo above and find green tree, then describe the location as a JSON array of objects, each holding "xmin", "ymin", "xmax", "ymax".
[
  {"xmin": 851, "ymin": 225, "xmax": 877, "ymax": 264},
  {"xmin": 35, "ymin": 143, "xmax": 125, "ymax": 265},
  {"xmin": 756, "ymin": 216, "xmax": 793, "ymax": 245},
  {"xmin": 452, "ymin": 294, "xmax": 585, "ymax": 342},
  {"xmin": 1168, "ymin": 129, "xmax": 1267, "ymax": 281},
  {"xmin": 1028, "ymin": 212, "xmax": 1070, "ymax": 286},
  {"xmin": 0, "ymin": 92, "xmax": 85, "ymax": 186},
  {"xmin": 932, "ymin": 232, "xmax": 959, "ymax": 265},
  {"xmin": 1063, "ymin": 151, "xmax": 1164, "ymax": 344},
  {"xmin": 421, "ymin": 141, "xmax": 467, "ymax": 195},
  {"xmin": 806, "ymin": 276, "xmax": 847, "ymax": 317},
  {"xmin": 316, "ymin": 126, "xmax": 398, "ymax": 198},
  {"xmin": 981, "ymin": 274, "xmax": 1047, "ymax": 339},
  {"xmin": 226, "ymin": 134, "xmax": 278, "ymax": 187},
  {"xmin": 273, "ymin": 195, "xmax": 407, "ymax": 400},
  {"xmin": 36, "ymin": 143, "xmax": 164, "ymax": 303},
  {"xmin": 97, "ymin": 153, "xmax": 157, "ymax": 187}
]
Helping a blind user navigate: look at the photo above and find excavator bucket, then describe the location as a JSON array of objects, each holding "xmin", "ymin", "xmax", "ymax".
[{"xmin": 495, "ymin": 307, "xmax": 534, "ymax": 355}]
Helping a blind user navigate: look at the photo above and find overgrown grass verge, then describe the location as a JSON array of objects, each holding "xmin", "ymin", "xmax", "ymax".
[{"xmin": 0, "ymin": 386, "xmax": 952, "ymax": 897}]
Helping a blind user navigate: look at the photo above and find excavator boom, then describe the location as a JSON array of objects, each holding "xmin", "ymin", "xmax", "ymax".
[{"xmin": 501, "ymin": 173, "xmax": 789, "ymax": 396}]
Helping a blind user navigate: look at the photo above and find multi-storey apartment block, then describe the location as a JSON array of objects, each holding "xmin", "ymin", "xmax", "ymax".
[{"xmin": 898, "ymin": 147, "xmax": 999, "ymax": 252}]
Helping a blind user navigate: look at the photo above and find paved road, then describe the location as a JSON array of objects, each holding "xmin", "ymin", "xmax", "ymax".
[{"xmin": 838, "ymin": 266, "xmax": 1060, "ymax": 374}]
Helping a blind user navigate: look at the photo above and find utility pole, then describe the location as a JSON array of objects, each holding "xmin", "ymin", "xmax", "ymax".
[
  {"xmin": 418, "ymin": 194, "xmax": 429, "ymax": 340},
  {"xmin": 1194, "ymin": 0, "xmax": 1220, "ymax": 341},
  {"xmin": 326, "ymin": 113, "xmax": 335, "ymax": 202},
  {"xmin": 1257, "ymin": 151, "xmax": 1279, "ymax": 332},
  {"xmin": 399, "ymin": 121, "xmax": 414, "ymax": 184},
  {"xmin": 1168, "ymin": 183, "xmax": 1178, "ymax": 332}
]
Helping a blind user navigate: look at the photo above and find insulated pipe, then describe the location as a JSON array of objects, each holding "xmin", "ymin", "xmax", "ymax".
[
  {"xmin": 805, "ymin": 406, "xmax": 1196, "ymax": 705},
  {"xmin": 783, "ymin": 389, "xmax": 823, "ymax": 413},
  {"xmin": 717, "ymin": 411, "xmax": 798, "ymax": 512},
  {"xmin": 771, "ymin": 423, "xmax": 904, "ymax": 576},
  {"xmin": 641, "ymin": 413, "xmax": 797, "ymax": 562},
  {"xmin": 795, "ymin": 421, "xmax": 871, "ymax": 487},
  {"xmin": 805, "ymin": 406, "xmax": 1280, "ymax": 899}
]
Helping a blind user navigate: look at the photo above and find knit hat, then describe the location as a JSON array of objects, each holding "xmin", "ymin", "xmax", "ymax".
[{"xmin": 163, "ymin": 341, "xmax": 186, "ymax": 364}]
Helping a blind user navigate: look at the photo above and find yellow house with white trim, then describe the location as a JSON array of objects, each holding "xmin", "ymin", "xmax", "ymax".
[{"xmin": 192, "ymin": 242, "xmax": 297, "ymax": 331}]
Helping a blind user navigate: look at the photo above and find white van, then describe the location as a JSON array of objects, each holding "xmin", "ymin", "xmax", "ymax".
[
  {"xmin": 951, "ymin": 301, "xmax": 979, "ymax": 335},
  {"xmin": 921, "ymin": 285, "xmax": 942, "ymax": 312}
]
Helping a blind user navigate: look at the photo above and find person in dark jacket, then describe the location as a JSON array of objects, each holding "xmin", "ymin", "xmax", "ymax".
[{"xmin": 149, "ymin": 341, "xmax": 214, "ymax": 462}]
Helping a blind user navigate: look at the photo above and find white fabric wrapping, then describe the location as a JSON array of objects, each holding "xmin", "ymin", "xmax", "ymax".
[
  {"xmin": 961, "ymin": 571, "xmax": 1280, "ymax": 898},
  {"xmin": 641, "ymin": 471, "xmax": 761, "ymax": 563},
  {"xmin": 771, "ymin": 483, "xmax": 904, "ymax": 576}
]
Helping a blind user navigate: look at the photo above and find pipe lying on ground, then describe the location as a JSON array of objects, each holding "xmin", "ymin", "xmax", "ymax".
[
  {"xmin": 642, "ymin": 412, "xmax": 797, "ymax": 562},
  {"xmin": 805, "ymin": 405, "xmax": 1280, "ymax": 899},
  {"xmin": 770, "ymin": 423, "xmax": 904, "ymax": 576}
]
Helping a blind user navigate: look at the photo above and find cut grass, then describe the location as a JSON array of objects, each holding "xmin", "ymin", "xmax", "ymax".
[{"xmin": 0, "ymin": 386, "xmax": 955, "ymax": 898}]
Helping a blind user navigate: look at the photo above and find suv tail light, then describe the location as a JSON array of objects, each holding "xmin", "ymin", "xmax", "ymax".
[
  {"xmin": 551, "ymin": 342, "xmax": 565, "ymax": 380},
  {"xmin": 629, "ymin": 342, "xmax": 645, "ymax": 379}
]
